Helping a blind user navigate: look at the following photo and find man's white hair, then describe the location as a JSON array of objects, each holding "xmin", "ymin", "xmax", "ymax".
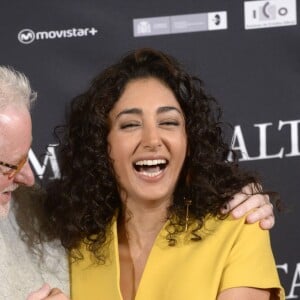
[{"xmin": 0, "ymin": 65, "xmax": 37, "ymax": 110}]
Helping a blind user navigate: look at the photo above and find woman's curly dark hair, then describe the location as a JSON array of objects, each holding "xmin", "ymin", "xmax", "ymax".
[{"xmin": 44, "ymin": 48, "xmax": 260, "ymax": 262}]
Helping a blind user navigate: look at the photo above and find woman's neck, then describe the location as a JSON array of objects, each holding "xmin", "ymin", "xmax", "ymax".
[{"xmin": 118, "ymin": 199, "xmax": 168, "ymax": 248}]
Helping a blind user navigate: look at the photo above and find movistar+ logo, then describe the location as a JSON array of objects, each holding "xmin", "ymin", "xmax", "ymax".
[{"xmin": 18, "ymin": 27, "xmax": 98, "ymax": 44}]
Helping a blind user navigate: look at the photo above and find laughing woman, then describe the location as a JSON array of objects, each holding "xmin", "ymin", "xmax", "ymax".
[{"xmin": 45, "ymin": 48, "xmax": 284, "ymax": 300}]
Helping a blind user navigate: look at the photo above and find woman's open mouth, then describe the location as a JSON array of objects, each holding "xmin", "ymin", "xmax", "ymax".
[{"xmin": 133, "ymin": 159, "xmax": 168, "ymax": 177}]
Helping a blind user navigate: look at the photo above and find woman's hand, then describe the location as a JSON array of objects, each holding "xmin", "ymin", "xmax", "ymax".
[
  {"xmin": 221, "ymin": 184, "xmax": 274, "ymax": 230},
  {"xmin": 26, "ymin": 284, "xmax": 70, "ymax": 300}
]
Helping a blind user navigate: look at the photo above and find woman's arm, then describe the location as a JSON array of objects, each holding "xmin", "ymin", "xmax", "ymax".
[{"xmin": 218, "ymin": 287, "xmax": 272, "ymax": 300}]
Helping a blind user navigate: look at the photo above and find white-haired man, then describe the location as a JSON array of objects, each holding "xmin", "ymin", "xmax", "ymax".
[{"xmin": 0, "ymin": 66, "xmax": 69, "ymax": 299}]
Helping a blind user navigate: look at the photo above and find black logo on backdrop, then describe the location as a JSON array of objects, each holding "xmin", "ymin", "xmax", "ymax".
[{"xmin": 213, "ymin": 14, "xmax": 221, "ymax": 25}]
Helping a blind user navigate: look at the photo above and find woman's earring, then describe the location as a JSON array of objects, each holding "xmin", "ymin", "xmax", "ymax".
[{"xmin": 184, "ymin": 198, "xmax": 192, "ymax": 231}]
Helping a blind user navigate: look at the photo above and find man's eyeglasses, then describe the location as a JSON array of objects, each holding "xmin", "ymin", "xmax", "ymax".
[{"xmin": 0, "ymin": 156, "xmax": 27, "ymax": 179}]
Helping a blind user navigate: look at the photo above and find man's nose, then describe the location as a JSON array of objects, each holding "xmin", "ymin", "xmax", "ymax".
[{"xmin": 13, "ymin": 160, "xmax": 35, "ymax": 187}]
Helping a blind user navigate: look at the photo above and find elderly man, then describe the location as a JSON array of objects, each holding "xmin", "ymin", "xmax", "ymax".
[
  {"xmin": 0, "ymin": 66, "xmax": 69, "ymax": 299},
  {"xmin": 0, "ymin": 65, "xmax": 275, "ymax": 300}
]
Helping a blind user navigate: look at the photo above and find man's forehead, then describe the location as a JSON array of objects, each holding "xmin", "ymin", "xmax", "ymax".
[
  {"xmin": 0, "ymin": 113, "xmax": 11, "ymax": 122},
  {"xmin": 0, "ymin": 112, "xmax": 13, "ymax": 148},
  {"xmin": 0, "ymin": 109, "xmax": 23, "ymax": 138},
  {"xmin": 0, "ymin": 106, "xmax": 32, "ymax": 161}
]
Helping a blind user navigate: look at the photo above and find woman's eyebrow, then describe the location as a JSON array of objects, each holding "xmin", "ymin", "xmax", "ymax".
[
  {"xmin": 115, "ymin": 108, "xmax": 142, "ymax": 120},
  {"xmin": 157, "ymin": 106, "xmax": 182, "ymax": 115}
]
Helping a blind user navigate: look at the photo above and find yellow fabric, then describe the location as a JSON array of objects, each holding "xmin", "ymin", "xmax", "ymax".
[{"xmin": 71, "ymin": 215, "xmax": 284, "ymax": 300}]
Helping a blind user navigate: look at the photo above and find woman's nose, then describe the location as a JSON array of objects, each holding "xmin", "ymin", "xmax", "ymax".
[{"xmin": 141, "ymin": 125, "xmax": 162, "ymax": 150}]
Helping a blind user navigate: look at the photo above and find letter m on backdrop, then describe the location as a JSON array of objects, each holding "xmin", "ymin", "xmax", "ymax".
[
  {"xmin": 21, "ymin": 32, "xmax": 33, "ymax": 41},
  {"xmin": 28, "ymin": 144, "xmax": 61, "ymax": 180}
]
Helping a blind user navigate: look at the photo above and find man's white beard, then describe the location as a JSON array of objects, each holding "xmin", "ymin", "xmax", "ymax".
[
  {"xmin": 0, "ymin": 183, "xmax": 18, "ymax": 219},
  {"xmin": 0, "ymin": 200, "xmax": 10, "ymax": 219}
]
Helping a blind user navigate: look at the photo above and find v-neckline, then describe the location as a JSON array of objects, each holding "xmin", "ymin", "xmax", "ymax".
[{"xmin": 113, "ymin": 217, "xmax": 170, "ymax": 300}]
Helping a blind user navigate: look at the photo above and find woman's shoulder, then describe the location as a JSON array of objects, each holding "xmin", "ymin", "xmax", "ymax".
[{"xmin": 195, "ymin": 213, "xmax": 271, "ymax": 249}]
